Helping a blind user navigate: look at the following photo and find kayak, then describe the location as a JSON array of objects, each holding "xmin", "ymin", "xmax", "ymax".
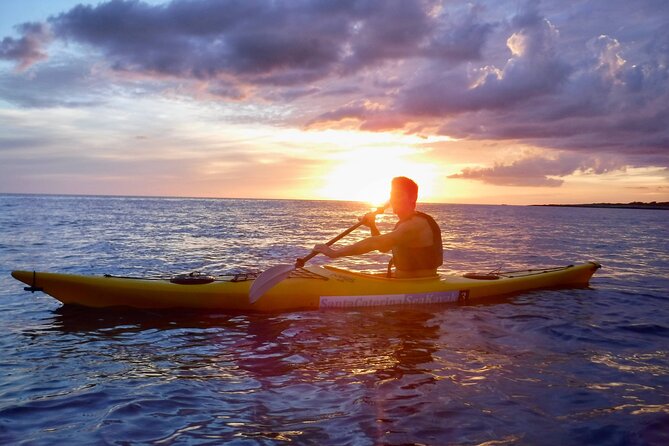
[{"xmin": 11, "ymin": 262, "xmax": 600, "ymax": 312}]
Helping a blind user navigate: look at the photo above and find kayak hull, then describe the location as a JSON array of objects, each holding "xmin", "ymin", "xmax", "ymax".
[{"xmin": 11, "ymin": 262, "xmax": 600, "ymax": 312}]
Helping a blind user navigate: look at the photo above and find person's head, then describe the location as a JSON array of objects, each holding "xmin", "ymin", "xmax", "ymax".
[{"xmin": 390, "ymin": 176, "xmax": 418, "ymax": 214}]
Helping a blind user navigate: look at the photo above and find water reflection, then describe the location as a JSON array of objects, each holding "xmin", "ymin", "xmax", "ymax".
[{"xmin": 38, "ymin": 306, "xmax": 449, "ymax": 444}]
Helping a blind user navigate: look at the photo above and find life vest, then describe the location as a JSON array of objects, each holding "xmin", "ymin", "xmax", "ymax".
[{"xmin": 392, "ymin": 211, "xmax": 443, "ymax": 271}]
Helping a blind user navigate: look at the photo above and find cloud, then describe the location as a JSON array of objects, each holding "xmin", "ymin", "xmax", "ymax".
[
  {"xmin": 0, "ymin": 58, "xmax": 108, "ymax": 107},
  {"xmin": 340, "ymin": 0, "xmax": 434, "ymax": 71},
  {"xmin": 0, "ymin": 101, "xmax": 324, "ymax": 197},
  {"xmin": 400, "ymin": 5, "xmax": 669, "ymax": 169},
  {"xmin": 2, "ymin": 0, "xmax": 496, "ymax": 84},
  {"xmin": 308, "ymin": 101, "xmax": 370, "ymax": 125},
  {"xmin": 40, "ymin": 0, "xmax": 442, "ymax": 85},
  {"xmin": 399, "ymin": 7, "xmax": 571, "ymax": 116},
  {"xmin": 448, "ymin": 153, "xmax": 626, "ymax": 187},
  {"xmin": 1, "ymin": 0, "xmax": 668, "ymax": 176},
  {"xmin": 0, "ymin": 22, "xmax": 52, "ymax": 70},
  {"xmin": 423, "ymin": 5, "xmax": 495, "ymax": 63}
]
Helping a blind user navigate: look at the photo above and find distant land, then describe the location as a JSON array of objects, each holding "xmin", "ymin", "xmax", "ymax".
[{"xmin": 534, "ymin": 201, "xmax": 669, "ymax": 210}]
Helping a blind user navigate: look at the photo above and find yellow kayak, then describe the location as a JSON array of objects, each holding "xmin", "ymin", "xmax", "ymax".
[{"xmin": 11, "ymin": 262, "xmax": 600, "ymax": 312}]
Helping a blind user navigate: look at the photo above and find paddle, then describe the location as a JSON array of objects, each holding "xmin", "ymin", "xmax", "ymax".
[{"xmin": 249, "ymin": 204, "xmax": 387, "ymax": 303}]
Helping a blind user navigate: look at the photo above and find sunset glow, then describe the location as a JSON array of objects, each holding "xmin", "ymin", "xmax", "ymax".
[
  {"xmin": 316, "ymin": 136, "xmax": 443, "ymax": 205},
  {"xmin": 320, "ymin": 156, "xmax": 438, "ymax": 206}
]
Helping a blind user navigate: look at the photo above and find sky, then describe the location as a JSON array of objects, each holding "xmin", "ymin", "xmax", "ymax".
[{"xmin": 1, "ymin": 0, "xmax": 668, "ymax": 205}]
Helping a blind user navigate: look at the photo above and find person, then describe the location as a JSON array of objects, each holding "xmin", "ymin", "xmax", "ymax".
[{"xmin": 312, "ymin": 176, "xmax": 443, "ymax": 278}]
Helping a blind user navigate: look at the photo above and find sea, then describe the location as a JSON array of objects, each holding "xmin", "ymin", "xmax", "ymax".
[{"xmin": 0, "ymin": 194, "xmax": 667, "ymax": 445}]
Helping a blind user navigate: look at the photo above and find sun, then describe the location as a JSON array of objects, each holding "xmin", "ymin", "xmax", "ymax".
[{"xmin": 318, "ymin": 147, "xmax": 439, "ymax": 205}]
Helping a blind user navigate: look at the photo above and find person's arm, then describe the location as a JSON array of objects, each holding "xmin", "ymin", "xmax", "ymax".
[
  {"xmin": 360, "ymin": 211, "xmax": 380, "ymax": 236},
  {"xmin": 313, "ymin": 218, "xmax": 420, "ymax": 258}
]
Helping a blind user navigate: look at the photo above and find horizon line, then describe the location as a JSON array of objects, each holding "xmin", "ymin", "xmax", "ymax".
[{"xmin": 3, "ymin": 191, "xmax": 665, "ymax": 208}]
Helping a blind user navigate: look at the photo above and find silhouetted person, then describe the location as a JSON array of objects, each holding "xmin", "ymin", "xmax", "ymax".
[{"xmin": 313, "ymin": 177, "xmax": 443, "ymax": 278}]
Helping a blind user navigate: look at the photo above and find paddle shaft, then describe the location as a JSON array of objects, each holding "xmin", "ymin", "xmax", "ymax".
[
  {"xmin": 295, "ymin": 221, "xmax": 364, "ymax": 267},
  {"xmin": 295, "ymin": 205, "xmax": 386, "ymax": 268},
  {"xmin": 250, "ymin": 204, "xmax": 388, "ymax": 302}
]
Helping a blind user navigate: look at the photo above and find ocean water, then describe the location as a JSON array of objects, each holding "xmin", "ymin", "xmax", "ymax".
[{"xmin": 0, "ymin": 195, "xmax": 667, "ymax": 445}]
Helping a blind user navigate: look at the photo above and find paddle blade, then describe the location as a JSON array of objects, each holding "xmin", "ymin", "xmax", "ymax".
[{"xmin": 249, "ymin": 264, "xmax": 295, "ymax": 303}]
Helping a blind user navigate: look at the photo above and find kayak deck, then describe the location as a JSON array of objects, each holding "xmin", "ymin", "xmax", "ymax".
[{"xmin": 11, "ymin": 262, "xmax": 601, "ymax": 312}]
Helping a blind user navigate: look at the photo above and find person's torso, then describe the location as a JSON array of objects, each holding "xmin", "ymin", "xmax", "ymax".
[{"xmin": 392, "ymin": 211, "xmax": 443, "ymax": 273}]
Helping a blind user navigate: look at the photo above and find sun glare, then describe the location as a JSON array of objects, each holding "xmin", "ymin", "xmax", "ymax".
[{"xmin": 318, "ymin": 147, "xmax": 439, "ymax": 205}]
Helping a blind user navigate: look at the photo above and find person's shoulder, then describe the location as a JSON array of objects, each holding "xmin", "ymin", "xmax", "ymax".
[
  {"xmin": 415, "ymin": 210, "xmax": 437, "ymax": 220},
  {"xmin": 409, "ymin": 212, "xmax": 433, "ymax": 223},
  {"xmin": 404, "ymin": 214, "xmax": 431, "ymax": 231},
  {"xmin": 414, "ymin": 211, "xmax": 441, "ymax": 227}
]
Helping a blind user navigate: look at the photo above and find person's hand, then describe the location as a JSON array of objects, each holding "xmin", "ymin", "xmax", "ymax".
[
  {"xmin": 358, "ymin": 212, "xmax": 378, "ymax": 228},
  {"xmin": 312, "ymin": 244, "xmax": 337, "ymax": 258}
]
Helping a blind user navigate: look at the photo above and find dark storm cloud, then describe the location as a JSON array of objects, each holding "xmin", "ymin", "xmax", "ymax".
[
  {"xmin": 400, "ymin": 7, "xmax": 572, "ymax": 116},
  {"xmin": 340, "ymin": 0, "xmax": 434, "ymax": 71},
  {"xmin": 6, "ymin": 1, "xmax": 334, "ymax": 82},
  {"xmin": 424, "ymin": 6, "xmax": 495, "ymax": 63},
  {"xmin": 397, "ymin": 3, "xmax": 669, "ymax": 182},
  {"xmin": 2, "ymin": 0, "xmax": 493, "ymax": 82},
  {"xmin": 433, "ymin": 27, "xmax": 669, "ymax": 170},
  {"xmin": 42, "ymin": 0, "xmax": 458, "ymax": 84}
]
